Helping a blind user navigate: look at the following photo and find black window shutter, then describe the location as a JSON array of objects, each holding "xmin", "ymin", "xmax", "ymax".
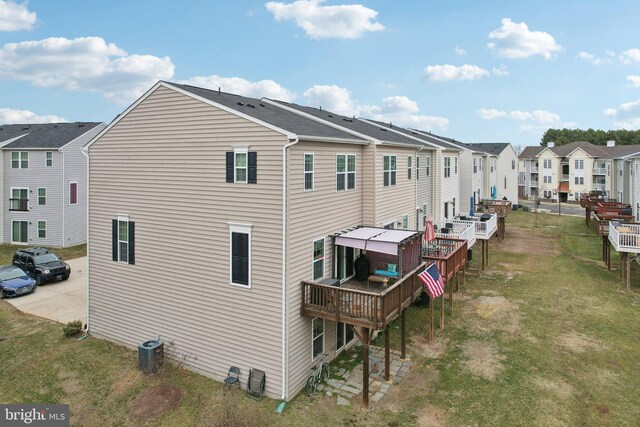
[
  {"xmin": 112, "ymin": 219, "xmax": 118, "ymax": 261},
  {"xmin": 128, "ymin": 221, "xmax": 135, "ymax": 265},
  {"xmin": 248, "ymin": 152, "xmax": 257, "ymax": 184},
  {"xmin": 226, "ymin": 152, "xmax": 234, "ymax": 182},
  {"xmin": 231, "ymin": 232, "xmax": 249, "ymax": 285}
]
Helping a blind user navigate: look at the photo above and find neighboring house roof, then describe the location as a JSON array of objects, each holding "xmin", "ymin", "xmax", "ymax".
[
  {"xmin": 519, "ymin": 146, "xmax": 544, "ymax": 159},
  {"xmin": 356, "ymin": 119, "xmax": 454, "ymax": 150},
  {"xmin": 166, "ymin": 82, "xmax": 367, "ymax": 143},
  {"xmin": 551, "ymin": 141, "xmax": 609, "ymax": 158},
  {"xmin": 601, "ymin": 144, "xmax": 640, "ymax": 159},
  {"xmin": 466, "ymin": 143, "xmax": 509, "ymax": 156},
  {"xmin": 0, "ymin": 122, "xmax": 102, "ymax": 149},
  {"xmin": 266, "ymin": 100, "xmax": 425, "ymax": 148},
  {"xmin": 409, "ymin": 130, "xmax": 465, "ymax": 150}
]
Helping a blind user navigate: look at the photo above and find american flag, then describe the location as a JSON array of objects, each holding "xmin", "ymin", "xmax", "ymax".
[{"xmin": 418, "ymin": 263, "xmax": 444, "ymax": 298}]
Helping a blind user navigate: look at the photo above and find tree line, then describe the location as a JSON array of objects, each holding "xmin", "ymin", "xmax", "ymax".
[{"xmin": 540, "ymin": 128, "xmax": 640, "ymax": 146}]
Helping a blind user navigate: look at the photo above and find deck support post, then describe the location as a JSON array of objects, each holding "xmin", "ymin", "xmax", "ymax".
[
  {"xmin": 362, "ymin": 327, "xmax": 370, "ymax": 408},
  {"xmin": 486, "ymin": 238, "xmax": 490, "ymax": 266},
  {"xmin": 384, "ymin": 324, "xmax": 390, "ymax": 382},
  {"xmin": 449, "ymin": 276, "xmax": 454, "ymax": 315},
  {"xmin": 401, "ymin": 309, "xmax": 406, "ymax": 359},
  {"xmin": 440, "ymin": 293, "xmax": 445, "ymax": 329},
  {"xmin": 627, "ymin": 254, "xmax": 631, "ymax": 291},
  {"xmin": 607, "ymin": 240, "xmax": 611, "ymax": 270},
  {"xmin": 428, "ymin": 297, "xmax": 434, "ymax": 343}
]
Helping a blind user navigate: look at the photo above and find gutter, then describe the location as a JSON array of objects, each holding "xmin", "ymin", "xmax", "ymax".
[
  {"xmin": 81, "ymin": 145, "xmax": 90, "ymax": 332},
  {"xmin": 282, "ymin": 136, "xmax": 299, "ymax": 400}
]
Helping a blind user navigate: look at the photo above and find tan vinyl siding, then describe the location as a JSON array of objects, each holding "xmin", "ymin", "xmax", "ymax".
[
  {"xmin": 376, "ymin": 145, "xmax": 417, "ymax": 230},
  {"xmin": 88, "ymin": 85, "xmax": 286, "ymax": 398},
  {"xmin": 285, "ymin": 141, "xmax": 363, "ymax": 397}
]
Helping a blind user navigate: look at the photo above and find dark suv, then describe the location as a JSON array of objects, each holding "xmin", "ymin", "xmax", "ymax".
[{"xmin": 13, "ymin": 247, "xmax": 71, "ymax": 286}]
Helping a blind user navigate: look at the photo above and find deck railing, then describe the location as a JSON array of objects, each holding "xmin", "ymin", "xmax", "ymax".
[
  {"xmin": 436, "ymin": 221, "xmax": 476, "ymax": 247},
  {"xmin": 9, "ymin": 198, "xmax": 29, "ymax": 211},
  {"xmin": 301, "ymin": 261, "xmax": 426, "ymax": 330},
  {"xmin": 477, "ymin": 200, "xmax": 512, "ymax": 217},
  {"xmin": 592, "ymin": 167, "xmax": 607, "ymax": 175},
  {"xmin": 422, "ymin": 237, "xmax": 467, "ymax": 284},
  {"xmin": 609, "ymin": 223, "xmax": 640, "ymax": 253},
  {"xmin": 530, "ymin": 167, "xmax": 538, "ymax": 173},
  {"xmin": 453, "ymin": 214, "xmax": 497, "ymax": 239}
]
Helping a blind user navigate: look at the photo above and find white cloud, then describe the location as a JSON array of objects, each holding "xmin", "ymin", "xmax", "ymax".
[
  {"xmin": 627, "ymin": 75, "xmax": 640, "ymax": 88},
  {"xmin": 424, "ymin": 64, "xmax": 490, "ymax": 82},
  {"xmin": 577, "ymin": 51, "xmax": 608, "ymax": 65},
  {"xmin": 478, "ymin": 107, "xmax": 566, "ymax": 131},
  {"xmin": 303, "ymin": 84, "xmax": 448, "ymax": 131},
  {"xmin": 620, "ymin": 48, "xmax": 640, "ymax": 64},
  {"xmin": 454, "ymin": 46, "xmax": 466, "ymax": 56},
  {"xmin": 181, "ymin": 75, "xmax": 296, "ymax": 102},
  {"xmin": 602, "ymin": 99, "xmax": 640, "ymax": 129},
  {"xmin": 0, "ymin": 36, "xmax": 175, "ymax": 104},
  {"xmin": 491, "ymin": 65, "xmax": 509, "ymax": 76},
  {"xmin": 303, "ymin": 84, "xmax": 354, "ymax": 114},
  {"xmin": 265, "ymin": 0, "xmax": 384, "ymax": 39},
  {"xmin": 0, "ymin": 107, "xmax": 66, "ymax": 124},
  {"xmin": 487, "ymin": 18, "xmax": 562, "ymax": 59},
  {"xmin": 0, "ymin": 0, "xmax": 36, "ymax": 31}
]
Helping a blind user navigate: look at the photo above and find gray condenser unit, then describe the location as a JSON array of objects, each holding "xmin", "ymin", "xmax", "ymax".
[{"xmin": 138, "ymin": 340, "xmax": 164, "ymax": 373}]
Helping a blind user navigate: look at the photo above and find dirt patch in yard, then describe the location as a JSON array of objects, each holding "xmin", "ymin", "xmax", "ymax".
[
  {"xmin": 506, "ymin": 227, "xmax": 560, "ymax": 255},
  {"xmin": 416, "ymin": 404, "xmax": 447, "ymax": 427},
  {"xmin": 460, "ymin": 340, "xmax": 506, "ymax": 381},
  {"xmin": 409, "ymin": 334, "xmax": 448, "ymax": 359},
  {"xmin": 532, "ymin": 376, "xmax": 574, "ymax": 399},
  {"xmin": 462, "ymin": 294, "xmax": 534, "ymax": 341},
  {"xmin": 557, "ymin": 331, "xmax": 606, "ymax": 353},
  {"xmin": 131, "ymin": 383, "xmax": 184, "ymax": 420}
]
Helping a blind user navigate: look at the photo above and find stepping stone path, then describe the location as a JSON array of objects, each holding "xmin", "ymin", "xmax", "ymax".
[{"xmin": 320, "ymin": 345, "xmax": 413, "ymax": 406}]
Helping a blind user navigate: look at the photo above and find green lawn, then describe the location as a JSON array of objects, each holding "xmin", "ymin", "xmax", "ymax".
[
  {"xmin": 1, "ymin": 212, "xmax": 639, "ymax": 426},
  {"xmin": 0, "ymin": 243, "xmax": 86, "ymax": 265}
]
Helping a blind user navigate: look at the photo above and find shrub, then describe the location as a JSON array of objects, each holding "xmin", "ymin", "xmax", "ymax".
[{"xmin": 62, "ymin": 320, "xmax": 83, "ymax": 337}]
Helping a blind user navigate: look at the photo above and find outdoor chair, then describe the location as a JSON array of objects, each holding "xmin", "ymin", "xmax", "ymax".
[
  {"xmin": 247, "ymin": 368, "xmax": 266, "ymax": 399},
  {"xmin": 224, "ymin": 366, "xmax": 240, "ymax": 387}
]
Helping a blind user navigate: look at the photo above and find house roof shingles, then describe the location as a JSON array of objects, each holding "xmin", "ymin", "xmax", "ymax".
[
  {"xmin": 167, "ymin": 82, "xmax": 367, "ymax": 142},
  {"xmin": 0, "ymin": 122, "xmax": 103, "ymax": 149},
  {"xmin": 466, "ymin": 142, "xmax": 509, "ymax": 156},
  {"xmin": 519, "ymin": 146, "xmax": 544, "ymax": 159},
  {"xmin": 518, "ymin": 141, "xmax": 640, "ymax": 160}
]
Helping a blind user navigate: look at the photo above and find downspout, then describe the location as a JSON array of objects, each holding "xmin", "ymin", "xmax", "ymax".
[
  {"xmin": 282, "ymin": 136, "xmax": 299, "ymax": 400},
  {"xmin": 81, "ymin": 146, "xmax": 90, "ymax": 331},
  {"xmin": 416, "ymin": 147, "xmax": 423, "ymax": 229},
  {"xmin": 61, "ymin": 149, "xmax": 65, "ymax": 248}
]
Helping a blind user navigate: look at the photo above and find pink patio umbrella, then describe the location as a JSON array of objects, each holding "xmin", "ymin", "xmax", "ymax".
[{"xmin": 424, "ymin": 216, "xmax": 436, "ymax": 243}]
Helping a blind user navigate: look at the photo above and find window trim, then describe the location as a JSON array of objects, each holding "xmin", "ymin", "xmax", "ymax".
[
  {"xmin": 402, "ymin": 214, "xmax": 409, "ymax": 230},
  {"xmin": 454, "ymin": 157, "xmax": 458, "ymax": 174},
  {"xmin": 37, "ymin": 220, "xmax": 46, "ymax": 239},
  {"xmin": 11, "ymin": 220, "xmax": 28, "ymax": 244},
  {"xmin": 425, "ymin": 156, "xmax": 430, "ymax": 176},
  {"xmin": 37, "ymin": 187, "xmax": 46, "ymax": 206},
  {"xmin": 444, "ymin": 157, "xmax": 451, "ymax": 178},
  {"xmin": 311, "ymin": 317, "xmax": 325, "ymax": 361},
  {"xmin": 234, "ymin": 148, "xmax": 248, "ymax": 184},
  {"xmin": 11, "ymin": 151, "xmax": 28, "ymax": 169},
  {"xmin": 408, "ymin": 156, "xmax": 412, "ymax": 180},
  {"xmin": 336, "ymin": 153, "xmax": 356, "ymax": 192},
  {"xmin": 45, "ymin": 151, "xmax": 53, "ymax": 167},
  {"xmin": 69, "ymin": 181, "xmax": 78, "ymax": 205},
  {"xmin": 304, "ymin": 153, "xmax": 314, "ymax": 191},
  {"xmin": 117, "ymin": 215, "xmax": 129, "ymax": 264},
  {"xmin": 312, "ymin": 237, "xmax": 325, "ymax": 281},
  {"xmin": 383, "ymin": 155, "xmax": 397, "ymax": 187},
  {"xmin": 10, "ymin": 187, "xmax": 29, "ymax": 212},
  {"xmin": 416, "ymin": 157, "xmax": 420, "ymax": 180},
  {"xmin": 229, "ymin": 223, "xmax": 252, "ymax": 288}
]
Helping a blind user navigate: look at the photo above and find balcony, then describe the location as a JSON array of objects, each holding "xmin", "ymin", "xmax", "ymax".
[
  {"xmin": 436, "ymin": 221, "xmax": 476, "ymax": 248},
  {"xmin": 609, "ymin": 222, "xmax": 640, "ymax": 254},
  {"xmin": 530, "ymin": 167, "xmax": 539, "ymax": 173},
  {"xmin": 592, "ymin": 183, "xmax": 606, "ymax": 192},
  {"xmin": 301, "ymin": 263, "xmax": 425, "ymax": 330},
  {"xmin": 453, "ymin": 214, "xmax": 498, "ymax": 240},
  {"xmin": 9, "ymin": 198, "xmax": 29, "ymax": 211},
  {"xmin": 593, "ymin": 167, "xmax": 607, "ymax": 175},
  {"xmin": 561, "ymin": 174, "xmax": 569, "ymax": 181}
]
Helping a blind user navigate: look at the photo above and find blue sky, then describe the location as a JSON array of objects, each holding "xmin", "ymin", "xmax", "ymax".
[{"xmin": 1, "ymin": 0, "xmax": 640, "ymax": 146}]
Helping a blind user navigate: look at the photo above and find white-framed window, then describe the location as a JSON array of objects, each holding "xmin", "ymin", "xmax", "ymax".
[
  {"xmin": 11, "ymin": 221, "xmax": 28, "ymax": 244},
  {"xmin": 574, "ymin": 159, "xmax": 584, "ymax": 170},
  {"xmin": 383, "ymin": 155, "xmax": 397, "ymax": 187},
  {"xmin": 512, "ymin": 160, "xmax": 516, "ymax": 170},
  {"xmin": 311, "ymin": 318, "xmax": 325, "ymax": 360},
  {"xmin": 118, "ymin": 218, "xmax": 129, "ymax": 263},
  {"xmin": 45, "ymin": 151, "xmax": 53, "ymax": 167},
  {"xmin": 473, "ymin": 158, "xmax": 477, "ymax": 173},
  {"xmin": 37, "ymin": 188, "xmax": 46, "ymax": 206},
  {"xmin": 229, "ymin": 223, "xmax": 252, "ymax": 287},
  {"xmin": 504, "ymin": 176, "xmax": 507, "ymax": 189},
  {"xmin": 10, "ymin": 187, "xmax": 29, "ymax": 211},
  {"xmin": 304, "ymin": 153, "xmax": 314, "ymax": 191},
  {"xmin": 11, "ymin": 151, "xmax": 28, "ymax": 169},
  {"xmin": 69, "ymin": 181, "xmax": 78, "ymax": 205},
  {"xmin": 575, "ymin": 177, "xmax": 584, "ymax": 185},
  {"xmin": 336, "ymin": 323, "xmax": 355, "ymax": 353},
  {"xmin": 336, "ymin": 154, "xmax": 356, "ymax": 191},
  {"xmin": 416, "ymin": 157, "xmax": 420, "ymax": 180},
  {"xmin": 312, "ymin": 238, "xmax": 325, "ymax": 280},
  {"xmin": 444, "ymin": 157, "xmax": 451, "ymax": 178},
  {"xmin": 425, "ymin": 156, "xmax": 430, "ymax": 176},
  {"xmin": 37, "ymin": 221, "xmax": 46, "ymax": 239},
  {"xmin": 455, "ymin": 158, "xmax": 458, "ymax": 174},
  {"xmin": 402, "ymin": 214, "xmax": 409, "ymax": 230},
  {"xmin": 408, "ymin": 156, "xmax": 412, "ymax": 180},
  {"xmin": 235, "ymin": 149, "xmax": 248, "ymax": 183}
]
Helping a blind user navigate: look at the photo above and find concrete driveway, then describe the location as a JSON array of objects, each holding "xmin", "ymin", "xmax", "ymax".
[{"xmin": 5, "ymin": 256, "xmax": 86, "ymax": 324}]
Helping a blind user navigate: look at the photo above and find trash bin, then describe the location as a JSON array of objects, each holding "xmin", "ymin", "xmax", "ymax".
[
  {"xmin": 138, "ymin": 340, "xmax": 164, "ymax": 373},
  {"xmin": 513, "ymin": 204, "xmax": 519, "ymax": 211},
  {"xmin": 467, "ymin": 249, "xmax": 473, "ymax": 262}
]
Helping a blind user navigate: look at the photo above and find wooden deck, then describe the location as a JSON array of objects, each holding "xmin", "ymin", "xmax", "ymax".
[{"xmin": 301, "ymin": 261, "xmax": 427, "ymax": 330}]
